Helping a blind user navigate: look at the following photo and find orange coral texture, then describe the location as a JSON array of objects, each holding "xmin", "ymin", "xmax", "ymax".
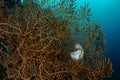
[{"xmin": 0, "ymin": 0, "xmax": 113, "ymax": 80}]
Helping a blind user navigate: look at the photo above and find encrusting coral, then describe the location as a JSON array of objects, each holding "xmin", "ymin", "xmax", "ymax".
[{"xmin": 0, "ymin": 0, "xmax": 113, "ymax": 80}]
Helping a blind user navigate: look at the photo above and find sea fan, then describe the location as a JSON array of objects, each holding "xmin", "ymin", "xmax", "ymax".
[{"xmin": 0, "ymin": 0, "xmax": 113, "ymax": 79}]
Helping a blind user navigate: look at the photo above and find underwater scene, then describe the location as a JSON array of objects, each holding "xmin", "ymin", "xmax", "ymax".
[{"xmin": 0, "ymin": 0, "xmax": 119, "ymax": 80}]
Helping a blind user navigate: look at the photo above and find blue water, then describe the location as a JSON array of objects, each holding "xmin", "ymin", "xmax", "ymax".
[{"xmin": 77, "ymin": 0, "xmax": 120, "ymax": 79}]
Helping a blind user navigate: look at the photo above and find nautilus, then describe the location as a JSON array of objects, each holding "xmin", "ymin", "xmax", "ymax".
[{"xmin": 70, "ymin": 43, "xmax": 84, "ymax": 60}]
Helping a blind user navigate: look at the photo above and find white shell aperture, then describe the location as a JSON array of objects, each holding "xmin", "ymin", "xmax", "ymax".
[{"xmin": 70, "ymin": 43, "xmax": 84, "ymax": 60}]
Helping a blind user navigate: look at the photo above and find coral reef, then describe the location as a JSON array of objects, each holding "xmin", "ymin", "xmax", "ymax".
[{"xmin": 0, "ymin": 0, "xmax": 113, "ymax": 80}]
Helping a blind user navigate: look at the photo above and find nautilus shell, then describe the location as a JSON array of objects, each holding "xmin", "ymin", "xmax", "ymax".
[{"xmin": 70, "ymin": 43, "xmax": 84, "ymax": 60}]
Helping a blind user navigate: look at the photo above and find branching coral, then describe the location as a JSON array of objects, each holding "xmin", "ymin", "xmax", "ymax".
[{"xmin": 0, "ymin": 0, "xmax": 113, "ymax": 80}]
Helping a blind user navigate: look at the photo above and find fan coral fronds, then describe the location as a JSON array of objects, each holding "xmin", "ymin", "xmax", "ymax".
[{"xmin": 0, "ymin": 0, "xmax": 113, "ymax": 80}]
